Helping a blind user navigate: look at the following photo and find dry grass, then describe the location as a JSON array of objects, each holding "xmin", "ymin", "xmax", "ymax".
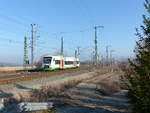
[
  {"xmin": 1, "ymin": 66, "xmax": 124, "ymax": 113},
  {"xmin": 0, "ymin": 66, "xmax": 35, "ymax": 72},
  {"xmin": 24, "ymin": 72, "xmax": 95, "ymax": 102},
  {"xmin": 28, "ymin": 66, "xmax": 119, "ymax": 101},
  {"xmin": 29, "ymin": 80, "xmax": 82, "ymax": 102},
  {"xmin": 3, "ymin": 66, "xmax": 119, "ymax": 100},
  {"xmin": 94, "ymin": 66, "xmax": 122, "ymax": 95}
]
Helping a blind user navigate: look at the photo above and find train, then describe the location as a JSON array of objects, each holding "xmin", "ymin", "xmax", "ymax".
[{"xmin": 42, "ymin": 55, "xmax": 80, "ymax": 71}]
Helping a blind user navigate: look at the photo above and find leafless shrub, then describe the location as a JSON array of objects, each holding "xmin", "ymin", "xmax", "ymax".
[
  {"xmin": 119, "ymin": 64, "xmax": 133, "ymax": 90},
  {"xmin": 3, "ymin": 97, "xmax": 19, "ymax": 106},
  {"xmin": 29, "ymin": 80, "xmax": 82, "ymax": 102},
  {"xmin": 2, "ymin": 93, "xmax": 26, "ymax": 106},
  {"xmin": 97, "ymin": 81, "xmax": 120, "ymax": 95}
]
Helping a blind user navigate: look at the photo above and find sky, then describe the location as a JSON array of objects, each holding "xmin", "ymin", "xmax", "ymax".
[{"xmin": 0, "ymin": 0, "xmax": 146, "ymax": 64}]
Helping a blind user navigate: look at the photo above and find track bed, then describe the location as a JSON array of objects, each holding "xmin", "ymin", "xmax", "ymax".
[{"xmin": 0, "ymin": 66, "xmax": 90, "ymax": 85}]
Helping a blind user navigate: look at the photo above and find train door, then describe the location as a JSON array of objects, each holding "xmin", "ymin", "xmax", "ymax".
[
  {"xmin": 73, "ymin": 61, "xmax": 77, "ymax": 67},
  {"xmin": 60, "ymin": 59, "xmax": 64, "ymax": 69}
]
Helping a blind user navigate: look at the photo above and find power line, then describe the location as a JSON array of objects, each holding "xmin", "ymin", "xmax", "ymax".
[
  {"xmin": 0, "ymin": 36, "xmax": 23, "ymax": 44},
  {"xmin": 71, "ymin": 0, "xmax": 94, "ymax": 25},
  {"xmin": 0, "ymin": 10, "xmax": 97, "ymax": 62},
  {"xmin": 0, "ymin": 12, "xmax": 29, "ymax": 28},
  {"xmin": 0, "ymin": 22, "xmax": 28, "ymax": 37}
]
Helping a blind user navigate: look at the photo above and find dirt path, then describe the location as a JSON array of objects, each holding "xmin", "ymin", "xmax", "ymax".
[{"xmin": 50, "ymin": 72, "xmax": 131, "ymax": 113}]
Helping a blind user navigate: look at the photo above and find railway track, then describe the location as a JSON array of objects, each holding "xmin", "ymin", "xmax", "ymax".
[{"xmin": 0, "ymin": 66, "xmax": 90, "ymax": 85}]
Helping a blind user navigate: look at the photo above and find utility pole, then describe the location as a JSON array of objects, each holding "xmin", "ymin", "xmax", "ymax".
[
  {"xmin": 31, "ymin": 24, "xmax": 36, "ymax": 67},
  {"xmin": 94, "ymin": 25, "xmax": 104, "ymax": 65},
  {"xmin": 91, "ymin": 51, "xmax": 95, "ymax": 65},
  {"xmin": 77, "ymin": 47, "xmax": 80, "ymax": 58},
  {"xmin": 110, "ymin": 50, "xmax": 115, "ymax": 72},
  {"xmin": 24, "ymin": 36, "xmax": 28, "ymax": 68},
  {"xmin": 75, "ymin": 50, "xmax": 77, "ymax": 58},
  {"xmin": 106, "ymin": 45, "xmax": 111, "ymax": 65},
  {"xmin": 60, "ymin": 37, "xmax": 64, "ymax": 56},
  {"xmin": 101, "ymin": 55, "xmax": 104, "ymax": 67},
  {"xmin": 110, "ymin": 50, "xmax": 115, "ymax": 65}
]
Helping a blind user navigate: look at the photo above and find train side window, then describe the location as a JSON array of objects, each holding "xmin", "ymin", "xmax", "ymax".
[
  {"xmin": 65, "ymin": 61, "xmax": 68, "ymax": 65},
  {"xmin": 55, "ymin": 60, "xmax": 60, "ymax": 64},
  {"xmin": 65, "ymin": 61, "xmax": 73, "ymax": 65}
]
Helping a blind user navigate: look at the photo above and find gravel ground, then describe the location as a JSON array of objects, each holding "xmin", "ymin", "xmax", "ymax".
[
  {"xmin": 0, "ymin": 70, "xmax": 91, "ymax": 98},
  {"xmin": 0, "ymin": 67, "xmax": 131, "ymax": 113},
  {"xmin": 55, "ymin": 91, "xmax": 130, "ymax": 113},
  {"xmin": 51, "ymin": 72, "xmax": 131, "ymax": 113}
]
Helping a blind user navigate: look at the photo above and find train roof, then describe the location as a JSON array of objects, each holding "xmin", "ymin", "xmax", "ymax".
[{"xmin": 43, "ymin": 55, "xmax": 79, "ymax": 60}]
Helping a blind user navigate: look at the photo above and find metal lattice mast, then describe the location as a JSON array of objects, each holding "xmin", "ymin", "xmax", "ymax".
[
  {"xmin": 60, "ymin": 37, "xmax": 64, "ymax": 56},
  {"xmin": 94, "ymin": 26, "xmax": 98, "ymax": 65},
  {"xmin": 24, "ymin": 36, "xmax": 28, "ymax": 67},
  {"xmin": 94, "ymin": 25, "xmax": 104, "ymax": 65},
  {"xmin": 106, "ymin": 45, "xmax": 111, "ymax": 65},
  {"xmin": 31, "ymin": 24, "xmax": 36, "ymax": 67}
]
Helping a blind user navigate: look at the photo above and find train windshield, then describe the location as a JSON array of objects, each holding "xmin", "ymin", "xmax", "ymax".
[{"xmin": 43, "ymin": 57, "xmax": 52, "ymax": 64}]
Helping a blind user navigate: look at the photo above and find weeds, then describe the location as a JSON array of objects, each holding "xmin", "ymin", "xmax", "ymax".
[{"xmin": 29, "ymin": 79, "xmax": 82, "ymax": 102}]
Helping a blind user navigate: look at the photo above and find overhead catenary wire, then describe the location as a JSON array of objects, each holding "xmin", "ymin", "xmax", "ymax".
[
  {"xmin": 0, "ymin": 8, "xmax": 96, "ymax": 64},
  {"xmin": 0, "ymin": 9, "xmax": 92, "ymax": 42},
  {"xmin": 71, "ymin": 0, "xmax": 95, "ymax": 26},
  {"xmin": 0, "ymin": 13, "xmax": 29, "ymax": 29},
  {"xmin": 0, "ymin": 36, "xmax": 23, "ymax": 44}
]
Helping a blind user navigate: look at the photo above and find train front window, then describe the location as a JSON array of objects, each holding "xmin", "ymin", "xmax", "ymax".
[{"xmin": 43, "ymin": 57, "xmax": 52, "ymax": 64}]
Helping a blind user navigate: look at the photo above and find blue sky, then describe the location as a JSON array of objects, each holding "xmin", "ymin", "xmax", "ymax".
[{"xmin": 0, "ymin": 0, "xmax": 145, "ymax": 64}]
